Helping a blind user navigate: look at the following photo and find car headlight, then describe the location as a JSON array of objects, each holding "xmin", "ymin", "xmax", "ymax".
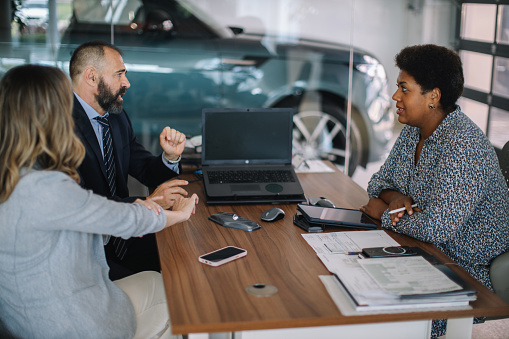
[
  {"xmin": 367, "ymin": 98, "xmax": 384, "ymax": 123},
  {"xmin": 356, "ymin": 62, "xmax": 386, "ymax": 79}
]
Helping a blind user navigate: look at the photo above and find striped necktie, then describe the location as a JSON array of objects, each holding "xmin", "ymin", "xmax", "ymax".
[
  {"xmin": 95, "ymin": 116, "xmax": 128, "ymax": 260},
  {"xmin": 94, "ymin": 116, "xmax": 117, "ymax": 197}
]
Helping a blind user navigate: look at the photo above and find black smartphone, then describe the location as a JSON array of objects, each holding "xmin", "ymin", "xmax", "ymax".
[{"xmin": 361, "ymin": 246, "xmax": 418, "ymax": 258}]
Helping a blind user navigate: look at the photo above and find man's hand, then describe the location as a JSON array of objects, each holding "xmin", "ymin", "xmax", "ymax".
[
  {"xmin": 160, "ymin": 126, "xmax": 186, "ymax": 161},
  {"xmin": 360, "ymin": 197, "xmax": 389, "ymax": 221},
  {"xmin": 172, "ymin": 194, "xmax": 199, "ymax": 218},
  {"xmin": 164, "ymin": 193, "xmax": 199, "ymax": 226},
  {"xmin": 147, "ymin": 179, "xmax": 189, "ymax": 209}
]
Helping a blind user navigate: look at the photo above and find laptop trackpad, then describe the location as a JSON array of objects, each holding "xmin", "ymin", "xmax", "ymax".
[
  {"xmin": 265, "ymin": 184, "xmax": 283, "ymax": 193},
  {"xmin": 231, "ymin": 184, "xmax": 261, "ymax": 192}
]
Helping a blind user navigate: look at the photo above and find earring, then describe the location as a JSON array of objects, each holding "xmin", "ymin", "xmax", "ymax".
[{"xmin": 429, "ymin": 104, "xmax": 435, "ymax": 109}]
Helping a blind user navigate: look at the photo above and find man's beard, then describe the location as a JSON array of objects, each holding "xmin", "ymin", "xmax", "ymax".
[{"xmin": 96, "ymin": 78, "xmax": 127, "ymax": 114}]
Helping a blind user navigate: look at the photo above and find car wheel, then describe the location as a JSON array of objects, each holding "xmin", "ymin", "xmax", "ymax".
[{"xmin": 290, "ymin": 102, "xmax": 363, "ymax": 176}]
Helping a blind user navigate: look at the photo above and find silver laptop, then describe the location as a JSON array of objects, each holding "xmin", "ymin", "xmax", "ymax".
[{"xmin": 201, "ymin": 108, "xmax": 306, "ymax": 205}]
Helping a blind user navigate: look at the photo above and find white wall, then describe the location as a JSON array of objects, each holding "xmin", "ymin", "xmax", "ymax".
[{"xmin": 187, "ymin": 0, "xmax": 456, "ymax": 98}]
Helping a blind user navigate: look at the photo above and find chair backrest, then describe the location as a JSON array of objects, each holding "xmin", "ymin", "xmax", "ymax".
[
  {"xmin": 489, "ymin": 251, "xmax": 509, "ymax": 305},
  {"xmin": 499, "ymin": 141, "xmax": 509, "ymax": 189},
  {"xmin": 490, "ymin": 142, "xmax": 509, "ymax": 306}
]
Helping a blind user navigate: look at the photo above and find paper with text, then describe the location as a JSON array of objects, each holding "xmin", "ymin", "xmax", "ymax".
[
  {"xmin": 318, "ymin": 253, "xmax": 386, "ymax": 305},
  {"xmin": 358, "ymin": 256, "xmax": 462, "ymax": 295},
  {"xmin": 302, "ymin": 230, "xmax": 399, "ymax": 254}
]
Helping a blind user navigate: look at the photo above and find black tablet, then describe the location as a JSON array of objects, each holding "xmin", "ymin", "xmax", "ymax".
[{"xmin": 297, "ymin": 204, "xmax": 378, "ymax": 229}]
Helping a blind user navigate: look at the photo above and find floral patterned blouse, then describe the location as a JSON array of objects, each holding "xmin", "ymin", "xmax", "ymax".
[{"xmin": 367, "ymin": 106, "xmax": 509, "ymax": 291}]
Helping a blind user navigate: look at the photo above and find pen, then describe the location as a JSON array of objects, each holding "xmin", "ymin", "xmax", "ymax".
[
  {"xmin": 388, "ymin": 204, "xmax": 418, "ymax": 215},
  {"xmin": 324, "ymin": 244, "xmax": 360, "ymax": 255},
  {"xmin": 324, "ymin": 244, "xmax": 334, "ymax": 253}
]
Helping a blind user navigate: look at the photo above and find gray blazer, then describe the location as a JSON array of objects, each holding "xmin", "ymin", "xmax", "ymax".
[{"xmin": 0, "ymin": 170, "xmax": 167, "ymax": 338}]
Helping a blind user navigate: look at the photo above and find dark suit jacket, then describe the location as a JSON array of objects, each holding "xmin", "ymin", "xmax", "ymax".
[{"xmin": 72, "ymin": 95, "xmax": 179, "ymax": 202}]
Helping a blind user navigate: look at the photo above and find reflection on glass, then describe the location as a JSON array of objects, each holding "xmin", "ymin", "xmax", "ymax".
[
  {"xmin": 498, "ymin": 5, "xmax": 509, "ymax": 44},
  {"xmin": 488, "ymin": 107, "xmax": 509, "ymax": 149},
  {"xmin": 461, "ymin": 50, "xmax": 493, "ymax": 93},
  {"xmin": 11, "ymin": 0, "xmax": 48, "ymax": 43},
  {"xmin": 9, "ymin": 0, "xmax": 72, "ymax": 43},
  {"xmin": 461, "ymin": 3, "xmax": 496, "ymax": 42},
  {"xmin": 0, "ymin": 0, "xmax": 396, "ymax": 178},
  {"xmin": 493, "ymin": 57, "xmax": 509, "ymax": 99},
  {"xmin": 73, "ymin": 0, "xmax": 141, "ymax": 25},
  {"xmin": 458, "ymin": 97, "xmax": 489, "ymax": 133}
]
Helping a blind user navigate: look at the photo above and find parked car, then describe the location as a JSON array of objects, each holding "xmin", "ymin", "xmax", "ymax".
[{"xmin": 58, "ymin": 0, "xmax": 394, "ymax": 175}]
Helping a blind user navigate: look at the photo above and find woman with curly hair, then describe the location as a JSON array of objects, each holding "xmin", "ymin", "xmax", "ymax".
[
  {"xmin": 0, "ymin": 64, "xmax": 198, "ymax": 338},
  {"xmin": 360, "ymin": 44, "xmax": 509, "ymax": 338}
]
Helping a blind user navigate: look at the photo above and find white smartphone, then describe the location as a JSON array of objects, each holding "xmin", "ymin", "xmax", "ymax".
[{"xmin": 198, "ymin": 246, "xmax": 247, "ymax": 267}]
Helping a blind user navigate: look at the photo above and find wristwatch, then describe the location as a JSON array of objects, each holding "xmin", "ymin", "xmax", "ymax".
[{"xmin": 164, "ymin": 154, "xmax": 181, "ymax": 164}]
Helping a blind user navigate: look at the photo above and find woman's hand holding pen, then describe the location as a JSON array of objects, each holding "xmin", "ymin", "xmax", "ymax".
[
  {"xmin": 360, "ymin": 191, "xmax": 422, "ymax": 226},
  {"xmin": 387, "ymin": 197, "xmax": 421, "ymax": 226}
]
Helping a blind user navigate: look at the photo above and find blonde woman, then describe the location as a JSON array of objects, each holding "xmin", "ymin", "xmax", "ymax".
[{"xmin": 0, "ymin": 65, "xmax": 198, "ymax": 338}]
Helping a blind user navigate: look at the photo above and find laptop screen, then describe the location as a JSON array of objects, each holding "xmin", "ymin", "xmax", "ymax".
[{"xmin": 202, "ymin": 108, "xmax": 294, "ymax": 165}]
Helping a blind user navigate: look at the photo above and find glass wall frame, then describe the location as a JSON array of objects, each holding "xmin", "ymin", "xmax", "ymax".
[{"xmin": 457, "ymin": 0, "xmax": 509, "ymax": 150}]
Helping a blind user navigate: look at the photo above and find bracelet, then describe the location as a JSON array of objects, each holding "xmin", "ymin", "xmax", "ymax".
[{"xmin": 164, "ymin": 154, "xmax": 181, "ymax": 164}]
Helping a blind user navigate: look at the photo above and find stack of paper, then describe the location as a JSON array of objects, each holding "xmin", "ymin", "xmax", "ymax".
[
  {"xmin": 318, "ymin": 254, "xmax": 477, "ymax": 313},
  {"xmin": 302, "ymin": 230, "xmax": 476, "ymax": 313}
]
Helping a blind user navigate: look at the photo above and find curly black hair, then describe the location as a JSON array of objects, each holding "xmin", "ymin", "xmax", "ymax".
[{"xmin": 395, "ymin": 44, "xmax": 464, "ymax": 112}]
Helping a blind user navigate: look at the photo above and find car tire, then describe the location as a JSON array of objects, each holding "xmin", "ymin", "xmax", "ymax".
[{"xmin": 277, "ymin": 98, "xmax": 363, "ymax": 176}]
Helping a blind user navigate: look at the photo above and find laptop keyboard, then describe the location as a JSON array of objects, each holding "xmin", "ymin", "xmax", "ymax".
[{"xmin": 207, "ymin": 169, "xmax": 295, "ymax": 184}]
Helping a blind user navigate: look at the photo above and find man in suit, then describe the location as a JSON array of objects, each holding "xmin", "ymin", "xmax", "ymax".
[{"xmin": 70, "ymin": 41, "xmax": 189, "ymax": 279}]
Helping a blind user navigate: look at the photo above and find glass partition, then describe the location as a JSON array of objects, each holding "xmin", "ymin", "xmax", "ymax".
[{"xmin": 9, "ymin": 0, "xmax": 462, "ymax": 178}]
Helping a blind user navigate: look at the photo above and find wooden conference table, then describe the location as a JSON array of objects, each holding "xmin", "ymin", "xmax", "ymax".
[{"xmin": 155, "ymin": 162, "xmax": 509, "ymax": 339}]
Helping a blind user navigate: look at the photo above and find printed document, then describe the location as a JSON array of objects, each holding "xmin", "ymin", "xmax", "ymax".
[
  {"xmin": 358, "ymin": 256, "xmax": 462, "ymax": 295},
  {"xmin": 302, "ymin": 230, "xmax": 399, "ymax": 254}
]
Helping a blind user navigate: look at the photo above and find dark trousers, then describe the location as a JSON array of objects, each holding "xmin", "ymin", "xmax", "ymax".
[{"xmin": 104, "ymin": 233, "xmax": 161, "ymax": 280}]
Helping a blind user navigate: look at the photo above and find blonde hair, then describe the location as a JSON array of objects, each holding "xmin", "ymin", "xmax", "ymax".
[{"xmin": 0, "ymin": 65, "xmax": 85, "ymax": 202}]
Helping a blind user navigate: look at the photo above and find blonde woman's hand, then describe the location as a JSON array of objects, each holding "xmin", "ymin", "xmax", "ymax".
[{"xmin": 134, "ymin": 197, "xmax": 163, "ymax": 215}]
